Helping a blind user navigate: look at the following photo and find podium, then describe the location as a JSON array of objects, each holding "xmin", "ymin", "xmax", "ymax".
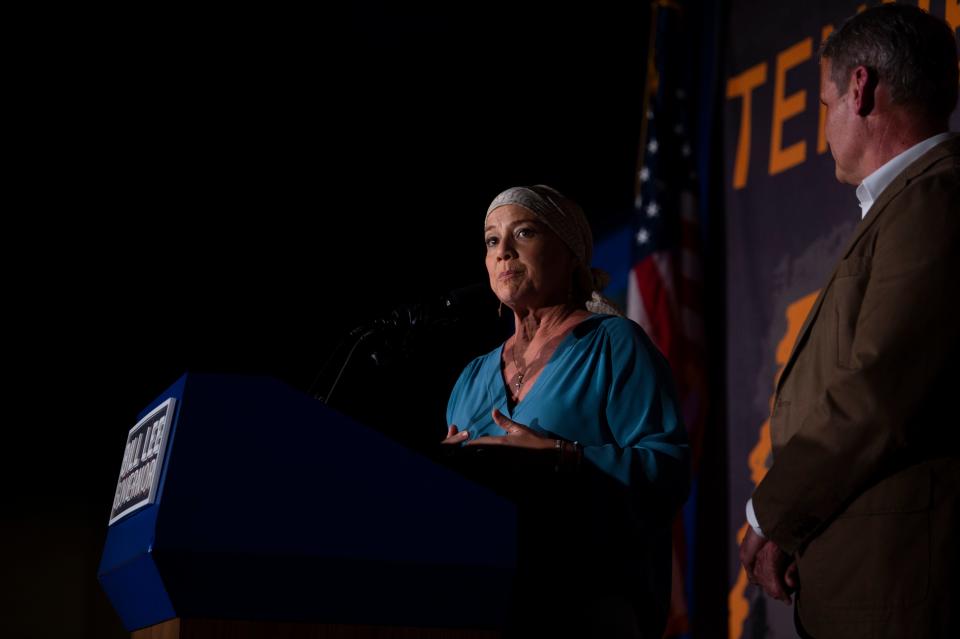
[{"xmin": 98, "ymin": 373, "xmax": 516, "ymax": 638}]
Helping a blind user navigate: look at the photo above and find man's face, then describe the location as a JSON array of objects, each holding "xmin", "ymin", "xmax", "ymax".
[{"xmin": 820, "ymin": 59, "xmax": 864, "ymax": 185}]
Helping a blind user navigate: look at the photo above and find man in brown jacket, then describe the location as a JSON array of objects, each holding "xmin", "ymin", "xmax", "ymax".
[{"xmin": 739, "ymin": 5, "xmax": 959, "ymax": 638}]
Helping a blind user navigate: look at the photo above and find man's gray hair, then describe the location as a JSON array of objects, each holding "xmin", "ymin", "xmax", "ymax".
[{"xmin": 820, "ymin": 4, "xmax": 958, "ymax": 121}]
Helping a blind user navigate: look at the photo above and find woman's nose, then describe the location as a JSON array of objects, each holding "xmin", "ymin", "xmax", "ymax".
[{"xmin": 496, "ymin": 238, "xmax": 516, "ymax": 260}]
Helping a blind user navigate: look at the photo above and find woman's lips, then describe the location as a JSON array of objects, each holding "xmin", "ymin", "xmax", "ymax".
[{"xmin": 498, "ymin": 270, "xmax": 523, "ymax": 281}]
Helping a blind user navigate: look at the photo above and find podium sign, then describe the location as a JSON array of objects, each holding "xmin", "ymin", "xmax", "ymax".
[{"xmin": 109, "ymin": 398, "xmax": 177, "ymax": 525}]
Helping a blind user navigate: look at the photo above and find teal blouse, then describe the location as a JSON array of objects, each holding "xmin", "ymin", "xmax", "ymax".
[
  {"xmin": 446, "ymin": 314, "xmax": 689, "ymax": 633},
  {"xmin": 446, "ymin": 314, "xmax": 689, "ymax": 516}
]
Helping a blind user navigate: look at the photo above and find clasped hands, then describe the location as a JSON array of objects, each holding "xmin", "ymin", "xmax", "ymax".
[
  {"xmin": 441, "ymin": 408, "xmax": 555, "ymax": 450},
  {"xmin": 739, "ymin": 527, "xmax": 799, "ymax": 603}
]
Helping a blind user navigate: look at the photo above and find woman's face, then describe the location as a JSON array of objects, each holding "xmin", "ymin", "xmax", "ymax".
[{"xmin": 484, "ymin": 204, "xmax": 575, "ymax": 311}]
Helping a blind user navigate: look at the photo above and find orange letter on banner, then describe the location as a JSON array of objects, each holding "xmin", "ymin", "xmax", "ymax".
[
  {"xmin": 817, "ymin": 25, "xmax": 834, "ymax": 154},
  {"xmin": 726, "ymin": 62, "xmax": 768, "ymax": 190},
  {"xmin": 769, "ymin": 37, "xmax": 812, "ymax": 176},
  {"xmin": 946, "ymin": 0, "xmax": 959, "ymax": 34}
]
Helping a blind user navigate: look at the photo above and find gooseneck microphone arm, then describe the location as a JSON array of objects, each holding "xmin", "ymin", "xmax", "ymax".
[{"xmin": 314, "ymin": 327, "xmax": 378, "ymax": 405}]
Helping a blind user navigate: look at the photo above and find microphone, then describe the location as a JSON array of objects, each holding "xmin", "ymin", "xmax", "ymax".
[
  {"xmin": 440, "ymin": 282, "xmax": 492, "ymax": 312},
  {"xmin": 349, "ymin": 282, "xmax": 493, "ymax": 338},
  {"xmin": 312, "ymin": 283, "xmax": 496, "ymax": 404}
]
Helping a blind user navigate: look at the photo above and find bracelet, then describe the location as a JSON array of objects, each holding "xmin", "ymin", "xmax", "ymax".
[
  {"xmin": 569, "ymin": 440, "xmax": 582, "ymax": 472},
  {"xmin": 554, "ymin": 439, "xmax": 582, "ymax": 473}
]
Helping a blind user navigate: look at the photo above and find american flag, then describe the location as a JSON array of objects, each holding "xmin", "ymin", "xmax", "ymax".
[{"xmin": 627, "ymin": 2, "xmax": 708, "ymax": 635}]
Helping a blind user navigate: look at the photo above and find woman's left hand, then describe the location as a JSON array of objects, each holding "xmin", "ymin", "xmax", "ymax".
[{"xmin": 466, "ymin": 409, "xmax": 556, "ymax": 450}]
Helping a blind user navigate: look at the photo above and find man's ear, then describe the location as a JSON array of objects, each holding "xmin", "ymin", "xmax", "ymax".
[{"xmin": 851, "ymin": 65, "xmax": 878, "ymax": 117}]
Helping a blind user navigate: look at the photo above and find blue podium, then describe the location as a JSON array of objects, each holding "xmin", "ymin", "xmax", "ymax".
[{"xmin": 98, "ymin": 373, "xmax": 516, "ymax": 637}]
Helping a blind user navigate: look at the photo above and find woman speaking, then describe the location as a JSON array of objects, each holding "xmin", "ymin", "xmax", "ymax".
[{"xmin": 443, "ymin": 185, "xmax": 689, "ymax": 638}]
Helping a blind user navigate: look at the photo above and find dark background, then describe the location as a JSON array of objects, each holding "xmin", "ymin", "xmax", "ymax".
[{"xmin": 3, "ymin": 3, "xmax": 722, "ymax": 637}]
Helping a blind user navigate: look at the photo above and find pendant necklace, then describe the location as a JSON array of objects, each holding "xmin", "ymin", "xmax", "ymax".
[{"xmin": 511, "ymin": 337, "xmax": 532, "ymax": 394}]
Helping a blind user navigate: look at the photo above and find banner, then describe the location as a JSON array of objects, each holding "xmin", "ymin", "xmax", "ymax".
[{"xmin": 723, "ymin": 1, "xmax": 959, "ymax": 637}]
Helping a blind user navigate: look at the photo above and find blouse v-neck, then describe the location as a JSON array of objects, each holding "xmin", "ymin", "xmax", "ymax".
[{"xmin": 494, "ymin": 314, "xmax": 593, "ymax": 418}]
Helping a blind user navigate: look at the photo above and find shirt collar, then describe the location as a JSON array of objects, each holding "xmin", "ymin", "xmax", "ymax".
[{"xmin": 855, "ymin": 132, "xmax": 954, "ymax": 218}]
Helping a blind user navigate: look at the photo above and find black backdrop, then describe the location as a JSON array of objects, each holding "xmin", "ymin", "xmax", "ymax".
[{"xmin": 4, "ymin": 3, "xmax": 669, "ymax": 637}]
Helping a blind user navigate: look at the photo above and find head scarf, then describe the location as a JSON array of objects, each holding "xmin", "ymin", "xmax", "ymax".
[{"xmin": 485, "ymin": 184, "xmax": 622, "ymax": 316}]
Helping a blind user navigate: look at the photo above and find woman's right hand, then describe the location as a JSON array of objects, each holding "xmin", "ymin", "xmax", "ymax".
[{"xmin": 441, "ymin": 424, "xmax": 470, "ymax": 445}]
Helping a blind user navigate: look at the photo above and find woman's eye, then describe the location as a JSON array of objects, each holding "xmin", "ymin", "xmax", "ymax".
[
  {"xmin": 516, "ymin": 227, "xmax": 536, "ymax": 239},
  {"xmin": 485, "ymin": 236, "xmax": 498, "ymax": 248}
]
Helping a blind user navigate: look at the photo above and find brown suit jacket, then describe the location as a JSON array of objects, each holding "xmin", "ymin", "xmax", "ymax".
[{"xmin": 753, "ymin": 135, "xmax": 960, "ymax": 638}]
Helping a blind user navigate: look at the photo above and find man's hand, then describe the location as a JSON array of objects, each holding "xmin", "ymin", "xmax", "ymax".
[
  {"xmin": 739, "ymin": 527, "xmax": 797, "ymax": 603},
  {"xmin": 739, "ymin": 527, "xmax": 765, "ymax": 584},
  {"xmin": 754, "ymin": 539, "xmax": 794, "ymax": 603}
]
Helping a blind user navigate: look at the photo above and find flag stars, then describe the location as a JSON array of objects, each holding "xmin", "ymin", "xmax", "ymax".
[
  {"xmin": 647, "ymin": 109, "xmax": 655, "ymax": 120},
  {"xmin": 682, "ymin": 143, "xmax": 692, "ymax": 157},
  {"xmin": 646, "ymin": 201, "xmax": 660, "ymax": 218},
  {"xmin": 639, "ymin": 167, "xmax": 650, "ymax": 182},
  {"xmin": 636, "ymin": 228, "xmax": 650, "ymax": 244},
  {"xmin": 647, "ymin": 138, "xmax": 659, "ymax": 154}
]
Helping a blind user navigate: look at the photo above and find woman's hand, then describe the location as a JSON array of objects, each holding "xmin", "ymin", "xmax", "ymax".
[
  {"xmin": 441, "ymin": 424, "xmax": 470, "ymax": 445},
  {"xmin": 466, "ymin": 409, "xmax": 556, "ymax": 450}
]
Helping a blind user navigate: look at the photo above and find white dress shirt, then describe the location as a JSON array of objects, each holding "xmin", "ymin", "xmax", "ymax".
[{"xmin": 855, "ymin": 131, "xmax": 954, "ymax": 218}]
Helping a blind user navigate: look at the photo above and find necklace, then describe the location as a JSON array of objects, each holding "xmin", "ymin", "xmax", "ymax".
[
  {"xmin": 511, "ymin": 345, "xmax": 525, "ymax": 393},
  {"xmin": 510, "ymin": 337, "xmax": 533, "ymax": 395},
  {"xmin": 506, "ymin": 311, "xmax": 580, "ymax": 399}
]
